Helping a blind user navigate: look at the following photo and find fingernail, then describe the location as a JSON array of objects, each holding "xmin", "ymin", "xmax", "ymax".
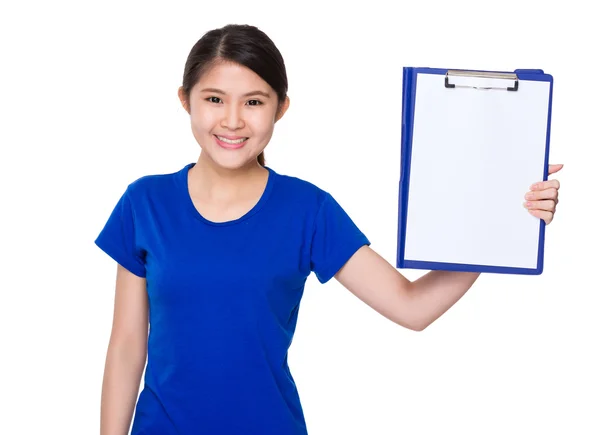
[
  {"xmin": 531, "ymin": 183, "xmax": 539, "ymax": 190},
  {"xmin": 526, "ymin": 201, "xmax": 532, "ymax": 207},
  {"xmin": 526, "ymin": 193, "xmax": 534, "ymax": 199}
]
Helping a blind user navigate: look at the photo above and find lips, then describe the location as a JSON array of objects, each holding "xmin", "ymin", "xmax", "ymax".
[{"xmin": 214, "ymin": 135, "xmax": 248, "ymax": 149}]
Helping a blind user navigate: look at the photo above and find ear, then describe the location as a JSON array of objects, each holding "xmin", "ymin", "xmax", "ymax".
[
  {"xmin": 275, "ymin": 96, "xmax": 290, "ymax": 123},
  {"xmin": 178, "ymin": 86, "xmax": 190, "ymax": 114}
]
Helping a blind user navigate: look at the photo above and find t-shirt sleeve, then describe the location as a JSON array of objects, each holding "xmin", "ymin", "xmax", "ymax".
[
  {"xmin": 94, "ymin": 187, "xmax": 147, "ymax": 278},
  {"xmin": 310, "ymin": 192, "xmax": 370, "ymax": 284}
]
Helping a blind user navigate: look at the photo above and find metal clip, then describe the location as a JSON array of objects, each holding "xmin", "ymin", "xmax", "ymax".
[{"xmin": 445, "ymin": 70, "xmax": 519, "ymax": 91}]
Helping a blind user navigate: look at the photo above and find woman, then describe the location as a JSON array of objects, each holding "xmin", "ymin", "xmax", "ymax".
[{"xmin": 95, "ymin": 24, "xmax": 562, "ymax": 435}]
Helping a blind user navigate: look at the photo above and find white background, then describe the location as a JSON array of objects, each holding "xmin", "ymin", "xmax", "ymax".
[{"xmin": 1, "ymin": 1, "xmax": 598, "ymax": 434}]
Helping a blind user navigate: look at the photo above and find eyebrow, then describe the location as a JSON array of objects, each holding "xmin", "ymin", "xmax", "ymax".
[{"xmin": 199, "ymin": 88, "xmax": 271, "ymax": 98}]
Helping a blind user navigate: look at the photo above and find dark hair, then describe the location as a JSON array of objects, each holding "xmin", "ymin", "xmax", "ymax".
[{"xmin": 181, "ymin": 24, "xmax": 288, "ymax": 167}]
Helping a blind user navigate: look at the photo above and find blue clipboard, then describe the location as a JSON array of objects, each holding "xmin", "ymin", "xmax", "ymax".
[{"xmin": 396, "ymin": 67, "xmax": 554, "ymax": 275}]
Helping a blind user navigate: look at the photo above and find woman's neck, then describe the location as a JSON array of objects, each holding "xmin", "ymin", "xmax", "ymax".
[{"xmin": 189, "ymin": 154, "xmax": 268, "ymax": 202}]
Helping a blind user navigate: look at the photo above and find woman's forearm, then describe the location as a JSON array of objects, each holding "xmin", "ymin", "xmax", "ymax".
[
  {"xmin": 100, "ymin": 342, "xmax": 146, "ymax": 435},
  {"xmin": 408, "ymin": 271, "xmax": 481, "ymax": 330}
]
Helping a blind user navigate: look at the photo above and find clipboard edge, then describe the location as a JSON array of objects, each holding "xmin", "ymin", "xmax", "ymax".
[
  {"xmin": 396, "ymin": 67, "xmax": 417, "ymax": 268},
  {"xmin": 399, "ymin": 260, "xmax": 543, "ymax": 275}
]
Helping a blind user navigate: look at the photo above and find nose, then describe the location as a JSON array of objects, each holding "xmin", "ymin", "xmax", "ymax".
[{"xmin": 220, "ymin": 104, "xmax": 245, "ymax": 130}]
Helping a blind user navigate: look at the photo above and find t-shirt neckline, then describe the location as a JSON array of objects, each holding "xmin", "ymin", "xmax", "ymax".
[{"xmin": 179, "ymin": 162, "xmax": 276, "ymax": 227}]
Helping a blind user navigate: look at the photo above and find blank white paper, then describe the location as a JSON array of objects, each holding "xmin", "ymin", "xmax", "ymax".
[{"xmin": 404, "ymin": 73, "xmax": 551, "ymax": 269}]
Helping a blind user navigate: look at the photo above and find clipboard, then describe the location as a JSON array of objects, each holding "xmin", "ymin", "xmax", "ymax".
[{"xmin": 396, "ymin": 67, "xmax": 554, "ymax": 275}]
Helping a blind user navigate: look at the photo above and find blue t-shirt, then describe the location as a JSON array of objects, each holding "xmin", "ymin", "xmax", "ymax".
[{"xmin": 95, "ymin": 162, "xmax": 370, "ymax": 434}]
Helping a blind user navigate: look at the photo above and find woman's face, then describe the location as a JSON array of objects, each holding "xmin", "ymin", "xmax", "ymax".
[{"xmin": 179, "ymin": 60, "xmax": 289, "ymax": 170}]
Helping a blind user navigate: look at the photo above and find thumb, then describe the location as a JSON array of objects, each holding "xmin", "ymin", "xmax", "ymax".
[{"xmin": 548, "ymin": 163, "xmax": 564, "ymax": 175}]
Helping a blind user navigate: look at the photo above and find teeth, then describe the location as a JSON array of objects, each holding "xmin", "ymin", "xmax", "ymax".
[{"xmin": 217, "ymin": 136, "xmax": 247, "ymax": 144}]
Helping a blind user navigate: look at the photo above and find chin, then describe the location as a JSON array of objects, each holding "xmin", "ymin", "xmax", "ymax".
[{"xmin": 206, "ymin": 151, "xmax": 261, "ymax": 171}]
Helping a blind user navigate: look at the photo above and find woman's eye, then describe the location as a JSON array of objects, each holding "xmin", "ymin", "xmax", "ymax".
[{"xmin": 205, "ymin": 97, "xmax": 261, "ymax": 105}]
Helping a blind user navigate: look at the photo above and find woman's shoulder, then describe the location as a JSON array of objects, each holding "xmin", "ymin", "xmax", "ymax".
[
  {"xmin": 269, "ymin": 167, "xmax": 331, "ymax": 205},
  {"xmin": 122, "ymin": 163, "xmax": 189, "ymax": 201}
]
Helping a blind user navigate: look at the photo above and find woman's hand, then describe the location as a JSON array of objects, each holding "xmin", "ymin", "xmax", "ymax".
[{"xmin": 524, "ymin": 163, "xmax": 563, "ymax": 225}]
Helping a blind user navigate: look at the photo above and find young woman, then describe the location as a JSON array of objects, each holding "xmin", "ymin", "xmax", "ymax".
[{"xmin": 95, "ymin": 24, "xmax": 563, "ymax": 435}]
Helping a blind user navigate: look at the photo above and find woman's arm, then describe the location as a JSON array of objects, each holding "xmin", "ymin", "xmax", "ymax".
[
  {"xmin": 100, "ymin": 265, "xmax": 148, "ymax": 435},
  {"xmin": 335, "ymin": 164, "xmax": 563, "ymax": 331},
  {"xmin": 335, "ymin": 246, "xmax": 479, "ymax": 331}
]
